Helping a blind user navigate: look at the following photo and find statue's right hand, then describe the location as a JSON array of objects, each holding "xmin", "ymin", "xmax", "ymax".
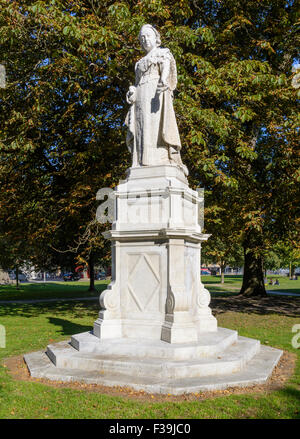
[{"xmin": 126, "ymin": 86, "xmax": 136, "ymax": 104}]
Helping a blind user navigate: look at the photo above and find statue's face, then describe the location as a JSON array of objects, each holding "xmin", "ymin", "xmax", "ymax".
[{"xmin": 140, "ymin": 27, "xmax": 157, "ymax": 53}]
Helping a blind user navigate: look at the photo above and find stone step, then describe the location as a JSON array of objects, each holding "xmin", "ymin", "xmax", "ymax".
[
  {"xmin": 70, "ymin": 327, "xmax": 238, "ymax": 360},
  {"xmin": 46, "ymin": 336, "xmax": 260, "ymax": 379},
  {"xmin": 24, "ymin": 344, "xmax": 282, "ymax": 395}
]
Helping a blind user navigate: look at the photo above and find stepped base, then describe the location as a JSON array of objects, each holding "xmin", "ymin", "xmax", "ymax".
[
  {"xmin": 71, "ymin": 327, "xmax": 237, "ymax": 359},
  {"xmin": 24, "ymin": 327, "xmax": 282, "ymax": 394}
]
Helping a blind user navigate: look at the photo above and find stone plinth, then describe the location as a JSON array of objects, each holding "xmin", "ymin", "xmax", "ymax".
[
  {"xmin": 93, "ymin": 165, "xmax": 217, "ymax": 344},
  {"xmin": 24, "ymin": 329, "xmax": 282, "ymax": 394},
  {"xmin": 24, "ymin": 164, "xmax": 283, "ymax": 394}
]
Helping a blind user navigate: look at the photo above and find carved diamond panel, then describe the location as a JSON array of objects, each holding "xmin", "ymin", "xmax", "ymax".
[{"xmin": 127, "ymin": 254, "xmax": 160, "ymax": 312}]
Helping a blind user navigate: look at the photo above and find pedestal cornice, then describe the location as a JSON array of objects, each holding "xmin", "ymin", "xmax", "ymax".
[{"xmin": 103, "ymin": 229, "xmax": 211, "ymax": 243}]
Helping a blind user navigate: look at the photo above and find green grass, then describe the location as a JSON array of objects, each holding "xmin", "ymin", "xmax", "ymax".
[
  {"xmin": 201, "ymin": 274, "xmax": 243, "ymax": 285},
  {"xmin": 0, "ymin": 298, "xmax": 299, "ymax": 419},
  {"xmin": 203, "ymin": 275, "xmax": 300, "ymax": 296},
  {"xmin": 264, "ymin": 276, "xmax": 300, "ymax": 294},
  {"xmin": 0, "ymin": 281, "xmax": 108, "ymax": 301},
  {"xmin": 1, "ymin": 275, "xmax": 298, "ymax": 303}
]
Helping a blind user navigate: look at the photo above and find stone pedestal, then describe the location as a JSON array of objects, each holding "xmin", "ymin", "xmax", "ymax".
[
  {"xmin": 24, "ymin": 164, "xmax": 282, "ymax": 394},
  {"xmin": 93, "ymin": 165, "xmax": 217, "ymax": 343}
]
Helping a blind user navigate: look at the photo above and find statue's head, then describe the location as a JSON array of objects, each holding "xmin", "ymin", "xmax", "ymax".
[{"xmin": 139, "ymin": 24, "xmax": 161, "ymax": 53}]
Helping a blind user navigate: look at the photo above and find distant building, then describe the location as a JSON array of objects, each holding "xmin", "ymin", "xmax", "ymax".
[{"xmin": 0, "ymin": 269, "xmax": 12, "ymax": 285}]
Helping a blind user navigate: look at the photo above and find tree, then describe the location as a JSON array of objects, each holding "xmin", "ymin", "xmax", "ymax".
[
  {"xmin": 0, "ymin": 1, "xmax": 299, "ymax": 298},
  {"xmin": 201, "ymin": 189, "xmax": 244, "ymax": 283},
  {"xmin": 173, "ymin": 0, "xmax": 299, "ymax": 296},
  {"xmin": 272, "ymin": 240, "xmax": 300, "ymax": 278},
  {"xmin": 0, "ymin": 0, "xmax": 129, "ymax": 289},
  {"xmin": 263, "ymin": 251, "xmax": 281, "ymax": 274}
]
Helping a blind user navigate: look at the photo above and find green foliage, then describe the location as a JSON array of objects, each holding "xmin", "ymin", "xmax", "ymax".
[
  {"xmin": 270, "ymin": 241, "xmax": 300, "ymax": 272},
  {"xmin": 264, "ymin": 251, "xmax": 282, "ymax": 271},
  {"xmin": 0, "ymin": 1, "xmax": 298, "ymax": 286}
]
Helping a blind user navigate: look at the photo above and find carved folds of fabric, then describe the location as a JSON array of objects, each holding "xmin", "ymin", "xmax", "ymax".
[{"xmin": 135, "ymin": 48, "xmax": 177, "ymax": 90}]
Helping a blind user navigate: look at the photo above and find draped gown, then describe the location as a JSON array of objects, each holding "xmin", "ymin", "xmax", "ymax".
[{"xmin": 125, "ymin": 47, "xmax": 187, "ymax": 174}]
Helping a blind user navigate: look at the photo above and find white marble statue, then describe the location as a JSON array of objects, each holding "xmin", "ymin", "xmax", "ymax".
[{"xmin": 125, "ymin": 24, "xmax": 187, "ymax": 175}]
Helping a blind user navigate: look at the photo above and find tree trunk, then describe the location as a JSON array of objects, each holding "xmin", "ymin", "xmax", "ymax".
[
  {"xmin": 220, "ymin": 263, "xmax": 226, "ymax": 284},
  {"xmin": 88, "ymin": 254, "xmax": 96, "ymax": 292},
  {"xmin": 289, "ymin": 262, "xmax": 295, "ymax": 279},
  {"xmin": 239, "ymin": 232, "xmax": 267, "ymax": 297},
  {"xmin": 15, "ymin": 265, "xmax": 19, "ymax": 289},
  {"xmin": 291, "ymin": 264, "xmax": 295, "ymax": 278}
]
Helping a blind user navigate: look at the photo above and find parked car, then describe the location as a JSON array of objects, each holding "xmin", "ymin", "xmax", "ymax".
[
  {"xmin": 201, "ymin": 268, "xmax": 211, "ymax": 275},
  {"xmin": 96, "ymin": 271, "xmax": 106, "ymax": 280},
  {"xmin": 63, "ymin": 272, "xmax": 81, "ymax": 281},
  {"xmin": 8, "ymin": 270, "xmax": 27, "ymax": 282}
]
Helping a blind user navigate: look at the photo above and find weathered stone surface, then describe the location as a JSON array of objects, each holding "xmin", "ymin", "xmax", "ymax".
[
  {"xmin": 125, "ymin": 24, "xmax": 186, "ymax": 174},
  {"xmin": 24, "ymin": 341, "xmax": 282, "ymax": 394},
  {"xmin": 47, "ymin": 335, "xmax": 260, "ymax": 379},
  {"xmin": 95, "ymin": 165, "xmax": 217, "ymax": 344},
  {"xmin": 23, "ymin": 24, "xmax": 283, "ymax": 394},
  {"xmin": 71, "ymin": 327, "xmax": 237, "ymax": 359}
]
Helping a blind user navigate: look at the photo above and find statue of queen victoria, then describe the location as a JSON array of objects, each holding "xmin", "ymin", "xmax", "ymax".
[{"xmin": 125, "ymin": 24, "xmax": 188, "ymax": 175}]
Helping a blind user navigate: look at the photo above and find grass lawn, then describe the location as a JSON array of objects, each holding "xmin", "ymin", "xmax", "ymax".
[
  {"xmin": 202, "ymin": 275, "xmax": 300, "ymax": 296},
  {"xmin": 0, "ymin": 280, "xmax": 108, "ymax": 301},
  {"xmin": 1, "ymin": 275, "xmax": 299, "ymax": 302},
  {"xmin": 0, "ymin": 292, "xmax": 299, "ymax": 419}
]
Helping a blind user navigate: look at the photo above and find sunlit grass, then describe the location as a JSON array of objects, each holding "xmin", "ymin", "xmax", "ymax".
[
  {"xmin": 0, "ymin": 300, "xmax": 299, "ymax": 419},
  {"xmin": 0, "ymin": 281, "xmax": 108, "ymax": 301},
  {"xmin": 203, "ymin": 275, "xmax": 300, "ymax": 295},
  {"xmin": 1, "ymin": 275, "xmax": 298, "ymax": 303}
]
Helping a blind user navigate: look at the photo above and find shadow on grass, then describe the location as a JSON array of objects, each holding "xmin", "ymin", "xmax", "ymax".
[
  {"xmin": 48, "ymin": 317, "xmax": 92, "ymax": 336},
  {"xmin": 1, "ymin": 283, "xmax": 299, "ymax": 320},
  {"xmin": 210, "ymin": 292, "xmax": 240, "ymax": 298},
  {"xmin": 211, "ymin": 296, "xmax": 300, "ymax": 318},
  {"xmin": 267, "ymin": 288, "xmax": 300, "ymax": 295},
  {"xmin": 208, "ymin": 285, "xmax": 240, "ymax": 294},
  {"xmin": 0, "ymin": 301, "xmax": 100, "ymax": 319},
  {"xmin": 277, "ymin": 386, "xmax": 300, "ymax": 408}
]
